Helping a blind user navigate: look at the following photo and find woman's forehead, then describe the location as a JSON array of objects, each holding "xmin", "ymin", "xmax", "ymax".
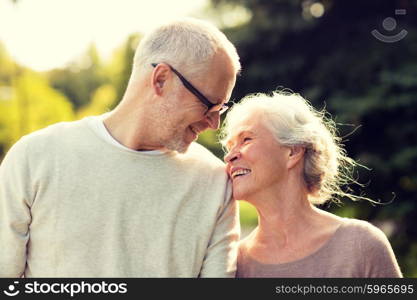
[
  {"xmin": 229, "ymin": 124, "xmax": 252, "ymax": 137},
  {"xmin": 228, "ymin": 114, "xmax": 267, "ymax": 135},
  {"xmin": 225, "ymin": 119, "xmax": 266, "ymax": 147}
]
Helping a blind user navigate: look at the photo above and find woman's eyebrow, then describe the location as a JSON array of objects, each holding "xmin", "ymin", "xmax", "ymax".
[
  {"xmin": 241, "ymin": 130, "xmax": 254, "ymax": 136},
  {"xmin": 226, "ymin": 130, "xmax": 254, "ymax": 149}
]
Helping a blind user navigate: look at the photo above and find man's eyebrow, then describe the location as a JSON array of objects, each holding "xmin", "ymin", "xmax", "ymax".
[
  {"xmin": 212, "ymin": 97, "xmax": 226, "ymax": 106},
  {"xmin": 211, "ymin": 93, "xmax": 232, "ymax": 105}
]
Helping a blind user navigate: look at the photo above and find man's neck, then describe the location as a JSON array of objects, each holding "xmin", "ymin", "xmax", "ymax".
[{"xmin": 103, "ymin": 105, "xmax": 167, "ymax": 151}]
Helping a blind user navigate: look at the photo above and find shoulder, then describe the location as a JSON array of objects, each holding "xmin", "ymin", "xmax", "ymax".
[
  {"xmin": 173, "ymin": 142, "xmax": 231, "ymax": 199},
  {"xmin": 1, "ymin": 120, "xmax": 91, "ymax": 168},
  {"xmin": 182, "ymin": 142, "xmax": 225, "ymax": 169},
  {"xmin": 24, "ymin": 119, "xmax": 86, "ymax": 142},
  {"xmin": 341, "ymin": 218, "xmax": 402, "ymax": 276},
  {"xmin": 341, "ymin": 218, "xmax": 390, "ymax": 245},
  {"xmin": 15, "ymin": 119, "xmax": 89, "ymax": 151},
  {"xmin": 339, "ymin": 218, "xmax": 393, "ymax": 252},
  {"xmin": 0, "ymin": 122, "xmax": 70, "ymax": 164}
]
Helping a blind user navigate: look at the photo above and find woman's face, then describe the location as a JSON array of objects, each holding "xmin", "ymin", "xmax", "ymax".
[{"xmin": 224, "ymin": 117, "xmax": 290, "ymax": 200}]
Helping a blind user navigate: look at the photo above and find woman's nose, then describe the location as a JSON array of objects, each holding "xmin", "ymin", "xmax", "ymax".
[{"xmin": 224, "ymin": 148, "xmax": 240, "ymax": 163}]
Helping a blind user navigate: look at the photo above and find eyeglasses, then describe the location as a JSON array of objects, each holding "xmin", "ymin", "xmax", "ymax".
[{"xmin": 151, "ymin": 63, "xmax": 231, "ymax": 115}]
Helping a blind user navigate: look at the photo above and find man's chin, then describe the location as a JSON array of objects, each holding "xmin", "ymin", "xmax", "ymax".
[
  {"xmin": 174, "ymin": 144, "xmax": 190, "ymax": 154},
  {"xmin": 165, "ymin": 139, "xmax": 191, "ymax": 154}
]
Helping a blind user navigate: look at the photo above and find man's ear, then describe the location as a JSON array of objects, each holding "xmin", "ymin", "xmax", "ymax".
[
  {"xmin": 151, "ymin": 64, "xmax": 171, "ymax": 96},
  {"xmin": 287, "ymin": 146, "xmax": 305, "ymax": 169}
]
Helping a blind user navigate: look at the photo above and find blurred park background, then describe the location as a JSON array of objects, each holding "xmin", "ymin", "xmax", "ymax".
[{"xmin": 0, "ymin": 0, "xmax": 416, "ymax": 276}]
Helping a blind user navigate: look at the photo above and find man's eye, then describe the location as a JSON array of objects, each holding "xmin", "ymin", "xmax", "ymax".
[{"xmin": 243, "ymin": 137, "xmax": 252, "ymax": 142}]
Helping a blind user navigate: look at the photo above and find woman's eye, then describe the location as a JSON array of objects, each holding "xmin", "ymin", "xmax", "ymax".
[{"xmin": 243, "ymin": 137, "xmax": 252, "ymax": 143}]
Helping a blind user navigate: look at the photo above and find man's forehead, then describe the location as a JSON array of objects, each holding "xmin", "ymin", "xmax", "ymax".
[
  {"xmin": 204, "ymin": 68, "xmax": 236, "ymax": 105},
  {"xmin": 207, "ymin": 89, "xmax": 232, "ymax": 105}
]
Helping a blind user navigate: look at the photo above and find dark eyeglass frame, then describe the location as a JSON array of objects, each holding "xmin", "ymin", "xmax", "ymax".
[{"xmin": 151, "ymin": 63, "xmax": 231, "ymax": 115}]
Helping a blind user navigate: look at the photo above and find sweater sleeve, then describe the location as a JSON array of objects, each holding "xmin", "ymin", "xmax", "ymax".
[
  {"xmin": 0, "ymin": 137, "xmax": 33, "ymax": 277},
  {"xmin": 359, "ymin": 222, "xmax": 403, "ymax": 278},
  {"xmin": 199, "ymin": 182, "xmax": 240, "ymax": 277}
]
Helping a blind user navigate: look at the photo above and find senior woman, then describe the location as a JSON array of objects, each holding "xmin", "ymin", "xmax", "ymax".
[{"xmin": 221, "ymin": 92, "xmax": 402, "ymax": 277}]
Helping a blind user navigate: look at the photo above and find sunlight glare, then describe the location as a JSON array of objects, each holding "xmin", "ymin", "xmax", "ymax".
[{"xmin": 0, "ymin": 0, "xmax": 207, "ymax": 71}]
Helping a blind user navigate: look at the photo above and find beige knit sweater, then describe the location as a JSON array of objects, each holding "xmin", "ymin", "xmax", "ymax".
[{"xmin": 0, "ymin": 119, "xmax": 240, "ymax": 277}]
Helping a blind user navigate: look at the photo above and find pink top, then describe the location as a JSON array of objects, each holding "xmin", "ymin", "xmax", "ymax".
[{"xmin": 237, "ymin": 218, "xmax": 402, "ymax": 278}]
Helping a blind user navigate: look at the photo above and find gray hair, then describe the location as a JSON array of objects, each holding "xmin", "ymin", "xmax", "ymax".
[
  {"xmin": 131, "ymin": 18, "xmax": 241, "ymax": 81},
  {"xmin": 221, "ymin": 91, "xmax": 367, "ymax": 205}
]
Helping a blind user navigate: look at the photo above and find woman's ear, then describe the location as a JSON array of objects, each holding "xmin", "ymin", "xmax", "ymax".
[{"xmin": 287, "ymin": 146, "xmax": 305, "ymax": 169}]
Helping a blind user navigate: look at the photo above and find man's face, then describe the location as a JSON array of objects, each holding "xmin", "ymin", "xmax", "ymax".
[{"xmin": 159, "ymin": 51, "xmax": 237, "ymax": 153}]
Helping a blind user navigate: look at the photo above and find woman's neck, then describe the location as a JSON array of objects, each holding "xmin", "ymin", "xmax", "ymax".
[
  {"xmin": 246, "ymin": 179, "xmax": 336, "ymax": 250},
  {"xmin": 254, "ymin": 194, "xmax": 318, "ymax": 247}
]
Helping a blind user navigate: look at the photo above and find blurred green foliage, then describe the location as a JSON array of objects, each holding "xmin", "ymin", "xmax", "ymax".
[
  {"xmin": 0, "ymin": 0, "xmax": 416, "ymax": 276},
  {"xmin": 239, "ymin": 201, "xmax": 258, "ymax": 228},
  {"xmin": 0, "ymin": 33, "xmax": 140, "ymax": 157}
]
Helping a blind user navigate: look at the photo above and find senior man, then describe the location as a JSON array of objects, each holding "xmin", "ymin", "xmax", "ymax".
[{"xmin": 0, "ymin": 18, "xmax": 240, "ymax": 277}]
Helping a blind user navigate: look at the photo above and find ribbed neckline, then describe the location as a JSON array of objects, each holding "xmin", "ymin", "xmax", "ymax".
[
  {"xmin": 80, "ymin": 117, "xmax": 178, "ymax": 159},
  {"xmin": 242, "ymin": 218, "xmax": 350, "ymax": 269}
]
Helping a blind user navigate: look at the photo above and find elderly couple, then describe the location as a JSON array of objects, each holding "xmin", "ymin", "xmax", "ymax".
[{"xmin": 0, "ymin": 18, "xmax": 402, "ymax": 278}]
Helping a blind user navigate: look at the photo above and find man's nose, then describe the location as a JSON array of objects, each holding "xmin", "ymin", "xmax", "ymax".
[{"xmin": 205, "ymin": 111, "xmax": 220, "ymax": 130}]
